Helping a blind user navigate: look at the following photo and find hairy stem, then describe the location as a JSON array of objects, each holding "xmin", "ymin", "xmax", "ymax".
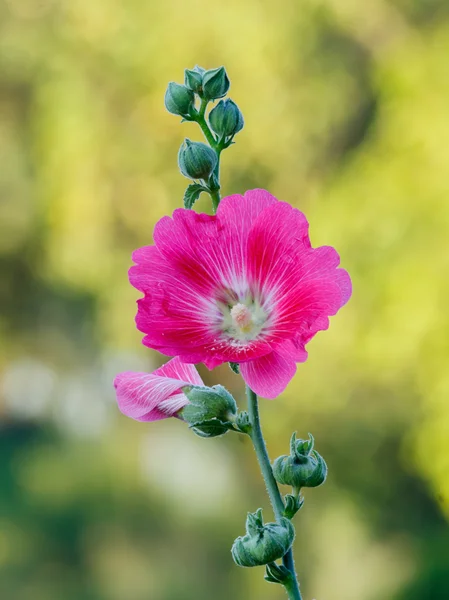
[{"xmin": 246, "ymin": 385, "xmax": 302, "ymax": 600}]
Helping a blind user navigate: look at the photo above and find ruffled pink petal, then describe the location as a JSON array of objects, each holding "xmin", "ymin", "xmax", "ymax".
[
  {"xmin": 240, "ymin": 351, "xmax": 297, "ymax": 399},
  {"xmin": 274, "ymin": 339, "xmax": 308, "ymax": 363},
  {"xmin": 246, "ymin": 202, "xmax": 351, "ymax": 347},
  {"xmin": 152, "ymin": 356, "xmax": 204, "ymax": 386},
  {"xmin": 215, "ymin": 189, "xmax": 278, "ymax": 281},
  {"xmin": 130, "ymin": 247, "xmax": 222, "ymax": 361},
  {"xmin": 113, "ymin": 358, "xmax": 204, "ymax": 422},
  {"xmin": 247, "ymin": 202, "xmax": 310, "ymax": 294},
  {"xmin": 153, "ymin": 209, "xmax": 227, "ymax": 295}
]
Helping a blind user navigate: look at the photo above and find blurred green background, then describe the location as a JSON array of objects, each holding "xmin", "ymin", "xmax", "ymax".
[{"xmin": 1, "ymin": 0, "xmax": 449, "ymax": 598}]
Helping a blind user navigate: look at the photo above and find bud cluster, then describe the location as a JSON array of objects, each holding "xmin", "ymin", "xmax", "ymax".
[{"xmin": 164, "ymin": 65, "xmax": 244, "ymax": 210}]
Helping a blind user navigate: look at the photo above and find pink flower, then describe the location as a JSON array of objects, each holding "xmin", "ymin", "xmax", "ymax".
[
  {"xmin": 130, "ymin": 189, "xmax": 351, "ymax": 399},
  {"xmin": 114, "ymin": 356, "xmax": 204, "ymax": 422}
]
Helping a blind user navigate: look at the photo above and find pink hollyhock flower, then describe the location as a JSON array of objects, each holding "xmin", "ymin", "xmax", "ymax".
[
  {"xmin": 130, "ymin": 189, "xmax": 351, "ymax": 399},
  {"xmin": 114, "ymin": 356, "xmax": 204, "ymax": 421}
]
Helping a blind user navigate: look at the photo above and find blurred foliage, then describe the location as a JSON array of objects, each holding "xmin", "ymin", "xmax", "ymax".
[{"xmin": 1, "ymin": 0, "xmax": 449, "ymax": 598}]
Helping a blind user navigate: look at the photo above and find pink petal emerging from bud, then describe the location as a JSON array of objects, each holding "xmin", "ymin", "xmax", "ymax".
[{"xmin": 114, "ymin": 357, "xmax": 204, "ymax": 422}]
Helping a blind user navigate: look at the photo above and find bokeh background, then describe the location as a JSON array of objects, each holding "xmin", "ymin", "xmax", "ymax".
[{"xmin": 1, "ymin": 0, "xmax": 449, "ymax": 598}]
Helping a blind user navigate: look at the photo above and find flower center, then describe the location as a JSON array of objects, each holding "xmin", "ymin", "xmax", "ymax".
[
  {"xmin": 214, "ymin": 290, "xmax": 270, "ymax": 345},
  {"xmin": 230, "ymin": 303, "xmax": 253, "ymax": 330}
]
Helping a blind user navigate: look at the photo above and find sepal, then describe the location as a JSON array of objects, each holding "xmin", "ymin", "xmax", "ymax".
[
  {"xmin": 264, "ymin": 562, "xmax": 292, "ymax": 584},
  {"xmin": 283, "ymin": 494, "xmax": 304, "ymax": 519},
  {"xmin": 185, "ymin": 65, "xmax": 205, "ymax": 94},
  {"xmin": 181, "ymin": 384, "xmax": 237, "ymax": 438}
]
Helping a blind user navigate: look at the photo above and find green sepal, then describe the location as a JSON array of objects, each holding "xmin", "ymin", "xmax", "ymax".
[
  {"xmin": 283, "ymin": 493, "xmax": 304, "ymax": 519},
  {"xmin": 181, "ymin": 385, "xmax": 237, "ymax": 438},
  {"xmin": 183, "ymin": 183, "xmax": 209, "ymax": 209},
  {"xmin": 229, "ymin": 361, "xmax": 240, "ymax": 374},
  {"xmin": 185, "ymin": 65, "xmax": 205, "ymax": 94},
  {"xmin": 264, "ymin": 562, "xmax": 291, "ymax": 584},
  {"xmin": 190, "ymin": 418, "xmax": 234, "ymax": 438}
]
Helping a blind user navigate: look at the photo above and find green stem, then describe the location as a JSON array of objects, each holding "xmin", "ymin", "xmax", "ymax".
[
  {"xmin": 246, "ymin": 385, "xmax": 302, "ymax": 600},
  {"xmin": 197, "ymin": 99, "xmax": 217, "ymax": 148},
  {"xmin": 210, "ymin": 187, "xmax": 221, "ymax": 213},
  {"xmin": 196, "ymin": 98, "xmax": 221, "ymax": 212}
]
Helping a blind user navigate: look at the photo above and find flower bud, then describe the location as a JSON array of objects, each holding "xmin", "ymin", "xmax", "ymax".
[
  {"xmin": 235, "ymin": 410, "xmax": 251, "ymax": 434},
  {"xmin": 181, "ymin": 384, "xmax": 237, "ymax": 437},
  {"xmin": 164, "ymin": 82, "xmax": 195, "ymax": 117},
  {"xmin": 231, "ymin": 508, "xmax": 295, "ymax": 567},
  {"xmin": 283, "ymin": 493, "xmax": 304, "ymax": 519},
  {"xmin": 178, "ymin": 139, "xmax": 217, "ymax": 180},
  {"xmin": 185, "ymin": 65, "xmax": 205, "ymax": 94},
  {"xmin": 272, "ymin": 433, "xmax": 327, "ymax": 490},
  {"xmin": 209, "ymin": 99, "xmax": 244, "ymax": 138},
  {"xmin": 202, "ymin": 66, "xmax": 230, "ymax": 101}
]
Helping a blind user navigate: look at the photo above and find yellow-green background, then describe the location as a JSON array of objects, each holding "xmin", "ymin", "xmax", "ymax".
[{"xmin": 1, "ymin": 0, "xmax": 448, "ymax": 598}]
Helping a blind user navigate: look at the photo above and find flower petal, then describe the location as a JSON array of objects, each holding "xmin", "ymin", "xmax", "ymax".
[
  {"xmin": 215, "ymin": 189, "xmax": 278, "ymax": 283},
  {"xmin": 113, "ymin": 357, "xmax": 202, "ymax": 422},
  {"xmin": 152, "ymin": 356, "xmax": 204, "ymax": 386},
  {"xmin": 240, "ymin": 351, "xmax": 297, "ymax": 399}
]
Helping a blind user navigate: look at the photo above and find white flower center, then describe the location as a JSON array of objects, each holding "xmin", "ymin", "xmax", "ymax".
[
  {"xmin": 230, "ymin": 303, "xmax": 253, "ymax": 330},
  {"xmin": 214, "ymin": 291, "xmax": 270, "ymax": 344}
]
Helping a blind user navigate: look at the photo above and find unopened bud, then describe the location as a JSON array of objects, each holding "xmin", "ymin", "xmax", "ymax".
[
  {"xmin": 202, "ymin": 66, "xmax": 230, "ymax": 101},
  {"xmin": 236, "ymin": 410, "xmax": 251, "ymax": 434},
  {"xmin": 231, "ymin": 508, "xmax": 295, "ymax": 567},
  {"xmin": 181, "ymin": 384, "xmax": 237, "ymax": 438},
  {"xmin": 178, "ymin": 139, "xmax": 217, "ymax": 180},
  {"xmin": 283, "ymin": 493, "xmax": 304, "ymax": 519},
  {"xmin": 272, "ymin": 433, "xmax": 327, "ymax": 490},
  {"xmin": 185, "ymin": 65, "xmax": 205, "ymax": 94},
  {"xmin": 209, "ymin": 99, "xmax": 244, "ymax": 138},
  {"xmin": 164, "ymin": 82, "xmax": 195, "ymax": 117}
]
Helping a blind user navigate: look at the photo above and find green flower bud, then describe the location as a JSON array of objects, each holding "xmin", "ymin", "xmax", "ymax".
[
  {"xmin": 202, "ymin": 66, "xmax": 230, "ymax": 101},
  {"xmin": 231, "ymin": 508, "xmax": 295, "ymax": 567},
  {"xmin": 178, "ymin": 139, "xmax": 217, "ymax": 180},
  {"xmin": 185, "ymin": 65, "xmax": 205, "ymax": 94},
  {"xmin": 272, "ymin": 433, "xmax": 327, "ymax": 490},
  {"xmin": 235, "ymin": 410, "xmax": 251, "ymax": 434},
  {"xmin": 164, "ymin": 82, "xmax": 195, "ymax": 117},
  {"xmin": 209, "ymin": 99, "xmax": 244, "ymax": 138},
  {"xmin": 181, "ymin": 384, "xmax": 237, "ymax": 438},
  {"xmin": 283, "ymin": 493, "xmax": 304, "ymax": 519}
]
